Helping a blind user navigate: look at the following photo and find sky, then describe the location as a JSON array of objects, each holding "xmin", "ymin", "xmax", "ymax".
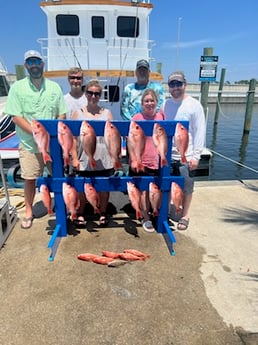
[{"xmin": 1, "ymin": 0, "xmax": 258, "ymax": 83}]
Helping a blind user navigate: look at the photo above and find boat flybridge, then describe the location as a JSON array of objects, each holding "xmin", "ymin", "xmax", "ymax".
[{"xmin": 38, "ymin": 0, "xmax": 163, "ymax": 120}]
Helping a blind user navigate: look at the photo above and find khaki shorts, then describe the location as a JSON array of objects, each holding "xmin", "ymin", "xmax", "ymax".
[{"xmin": 19, "ymin": 146, "xmax": 52, "ymax": 180}]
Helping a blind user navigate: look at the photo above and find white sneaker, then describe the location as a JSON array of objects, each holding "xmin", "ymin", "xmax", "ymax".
[{"xmin": 142, "ymin": 220, "xmax": 155, "ymax": 233}]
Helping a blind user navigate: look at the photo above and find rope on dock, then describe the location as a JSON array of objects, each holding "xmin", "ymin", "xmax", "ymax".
[
  {"xmin": 0, "ymin": 187, "xmax": 25, "ymax": 209},
  {"xmin": 209, "ymin": 149, "xmax": 258, "ymax": 174},
  {"xmin": 216, "ymin": 99, "xmax": 230, "ymax": 119}
]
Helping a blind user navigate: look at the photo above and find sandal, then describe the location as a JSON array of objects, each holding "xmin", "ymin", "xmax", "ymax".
[
  {"xmin": 21, "ymin": 216, "xmax": 34, "ymax": 229},
  {"xmin": 73, "ymin": 216, "xmax": 86, "ymax": 228},
  {"xmin": 99, "ymin": 214, "xmax": 108, "ymax": 227},
  {"xmin": 177, "ymin": 218, "xmax": 189, "ymax": 231}
]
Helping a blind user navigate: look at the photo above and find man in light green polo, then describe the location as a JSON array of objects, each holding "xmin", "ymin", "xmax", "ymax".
[{"xmin": 4, "ymin": 49, "xmax": 67, "ymax": 229}]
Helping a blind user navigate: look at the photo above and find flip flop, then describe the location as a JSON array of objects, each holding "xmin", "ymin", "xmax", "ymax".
[
  {"xmin": 177, "ymin": 218, "xmax": 189, "ymax": 231},
  {"xmin": 21, "ymin": 216, "xmax": 34, "ymax": 229}
]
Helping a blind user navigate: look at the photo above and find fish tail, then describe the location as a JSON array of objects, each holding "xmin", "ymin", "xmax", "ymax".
[
  {"xmin": 43, "ymin": 153, "xmax": 52, "ymax": 164},
  {"xmin": 114, "ymin": 160, "xmax": 123, "ymax": 170},
  {"xmin": 64, "ymin": 155, "xmax": 70, "ymax": 166},
  {"xmin": 94, "ymin": 207, "xmax": 101, "ymax": 214},
  {"xmin": 90, "ymin": 159, "xmax": 97, "ymax": 169},
  {"xmin": 136, "ymin": 161, "xmax": 145, "ymax": 173},
  {"xmin": 181, "ymin": 155, "xmax": 187, "ymax": 164},
  {"xmin": 70, "ymin": 213, "xmax": 77, "ymax": 221},
  {"xmin": 152, "ymin": 210, "xmax": 159, "ymax": 217},
  {"xmin": 136, "ymin": 210, "xmax": 142, "ymax": 220},
  {"xmin": 161, "ymin": 157, "xmax": 168, "ymax": 168}
]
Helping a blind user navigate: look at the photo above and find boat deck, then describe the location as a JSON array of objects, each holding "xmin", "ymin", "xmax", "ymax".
[{"xmin": 0, "ymin": 180, "xmax": 258, "ymax": 344}]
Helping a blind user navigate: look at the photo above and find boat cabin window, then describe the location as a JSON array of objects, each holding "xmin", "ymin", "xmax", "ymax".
[
  {"xmin": 117, "ymin": 16, "xmax": 139, "ymax": 37},
  {"xmin": 56, "ymin": 15, "xmax": 79, "ymax": 36},
  {"xmin": 92, "ymin": 16, "xmax": 104, "ymax": 38}
]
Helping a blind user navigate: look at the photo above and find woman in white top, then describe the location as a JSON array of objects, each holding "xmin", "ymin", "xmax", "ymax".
[{"xmin": 72, "ymin": 79, "xmax": 114, "ymax": 226}]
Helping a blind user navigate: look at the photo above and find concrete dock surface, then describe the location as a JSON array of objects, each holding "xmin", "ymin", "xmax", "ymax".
[{"xmin": 0, "ymin": 180, "xmax": 258, "ymax": 345}]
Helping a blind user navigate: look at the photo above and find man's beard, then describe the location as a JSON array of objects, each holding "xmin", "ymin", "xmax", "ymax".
[
  {"xmin": 28, "ymin": 66, "xmax": 44, "ymax": 79},
  {"xmin": 137, "ymin": 75, "xmax": 148, "ymax": 84}
]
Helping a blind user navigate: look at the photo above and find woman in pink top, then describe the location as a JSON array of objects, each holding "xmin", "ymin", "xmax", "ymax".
[{"xmin": 130, "ymin": 88, "xmax": 164, "ymax": 232}]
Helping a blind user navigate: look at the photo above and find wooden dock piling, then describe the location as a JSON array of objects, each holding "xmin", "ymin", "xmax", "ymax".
[
  {"xmin": 200, "ymin": 47, "xmax": 213, "ymax": 118},
  {"xmin": 243, "ymin": 78, "xmax": 257, "ymax": 134},
  {"xmin": 214, "ymin": 68, "xmax": 226, "ymax": 126}
]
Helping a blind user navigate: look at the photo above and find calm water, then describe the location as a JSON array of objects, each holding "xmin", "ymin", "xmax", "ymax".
[{"xmin": 206, "ymin": 103, "xmax": 258, "ymax": 181}]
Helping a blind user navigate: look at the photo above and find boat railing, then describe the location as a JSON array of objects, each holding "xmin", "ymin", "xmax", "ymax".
[
  {"xmin": 42, "ymin": 0, "xmax": 152, "ymax": 3},
  {"xmin": 38, "ymin": 36, "xmax": 155, "ymax": 71},
  {"xmin": 38, "ymin": 36, "xmax": 89, "ymax": 71}
]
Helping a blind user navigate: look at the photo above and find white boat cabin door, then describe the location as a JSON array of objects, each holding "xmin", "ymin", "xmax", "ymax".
[{"xmin": 87, "ymin": 11, "xmax": 108, "ymax": 70}]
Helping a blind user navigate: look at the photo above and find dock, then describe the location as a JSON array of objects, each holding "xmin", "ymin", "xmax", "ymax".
[{"xmin": 0, "ymin": 180, "xmax": 258, "ymax": 345}]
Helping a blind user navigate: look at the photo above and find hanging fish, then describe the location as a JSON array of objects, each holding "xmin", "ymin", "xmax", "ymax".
[
  {"xmin": 62, "ymin": 182, "xmax": 80, "ymax": 221},
  {"xmin": 104, "ymin": 121, "xmax": 123, "ymax": 170},
  {"xmin": 80, "ymin": 120, "xmax": 97, "ymax": 169},
  {"xmin": 31, "ymin": 120, "xmax": 51, "ymax": 164},
  {"xmin": 57, "ymin": 121, "xmax": 74, "ymax": 168},
  {"xmin": 174, "ymin": 122, "xmax": 189, "ymax": 163},
  {"xmin": 127, "ymin": 121, "xmax": 145, "ymax": 172},
  {"xmin": 170, "ymin": 182, "xmax": 184, "ymax": 214},
  {"xmin": 149, "ymin": 182, "xmax": 162, "ymax": 217},
  {"xmin": 152, "ymin": 123, "xmax": 168, "ymax": 167},
  {"xmin": 126, "ymin": 181, "xmax": 142, "ymax": 220}
]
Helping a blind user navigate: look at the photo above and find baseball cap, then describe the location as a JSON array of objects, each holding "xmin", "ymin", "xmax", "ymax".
[
  {"xmin": 136, "ymin": 59, "xmax": 150, "ymax": 70},
  {"xmin": 24, "ymin": 50, "xmax": 43, "ymax": 62},
  {"xmin": 168, "ymin": 71, "xmax": 186, "ymax": 83}
]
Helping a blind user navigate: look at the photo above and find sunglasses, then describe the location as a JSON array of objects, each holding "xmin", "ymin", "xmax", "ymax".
[
  {"xmin": 69, "ymin": 76, "xmax": 83, "ymax": 80},
  {"xmin": 86, "ymin": 90, "xmax": 101, "ymax": 97},
  {"xmin": 26, "ymin": 58, "xmax": 42, "ymax": 66},
  {"xmin": 168, "ymin": 81, "xmax": 184, "ymax": 88}
]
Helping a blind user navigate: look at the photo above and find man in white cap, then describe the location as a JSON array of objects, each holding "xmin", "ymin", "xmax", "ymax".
[
  {"xmin": 160, "ymin": 71, "xmax": 206, "ymax": 230},
  {"xmin": 121, "ymin": 59, "xmax": 165, "ymax": 120},
  {"xmin": 4, "ymin": 50, "xmax": 67, "ymax": 229}
]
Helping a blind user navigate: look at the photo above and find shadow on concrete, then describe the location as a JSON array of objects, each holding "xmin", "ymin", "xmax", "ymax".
[{"xmin": 221, "ymin": 207, "xmax": 258, "ymax": 228}]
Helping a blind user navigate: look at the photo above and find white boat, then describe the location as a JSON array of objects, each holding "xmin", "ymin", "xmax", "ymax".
[
  {"xmin": 38, "ymin": 0, "xmax": 163, "ymax": 120},
  {"xmin": 0, "ymin": 58, "xmax": 19, "ymax": 160},
  {"xmin": 1, "ymin": 0, "xmax": 211, "ymax": 184}
]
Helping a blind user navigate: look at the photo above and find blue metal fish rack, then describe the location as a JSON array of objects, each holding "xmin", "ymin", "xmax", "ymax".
[{"xmin": 37, "ymin": 120, "xmax": 188, "ymax": 261}]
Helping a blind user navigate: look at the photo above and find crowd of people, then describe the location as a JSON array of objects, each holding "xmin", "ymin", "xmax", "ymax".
[{"xmin": 4, "ymin": 49, "xmax": 206, "ymax": 232}]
